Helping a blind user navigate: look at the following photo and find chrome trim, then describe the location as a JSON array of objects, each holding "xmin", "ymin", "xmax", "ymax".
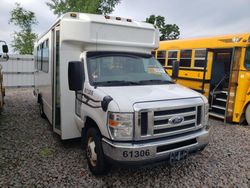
[
  {"xmin": 133, "ymin": 97, "xmax": 204, "ymax": 141},
  {"xmin": 154, "ymin": 119, "xmax": 196, "ymax": 130},
  {"xmin": 102, "ymin": 128, "xmax": 209, "ymax": 162},
  {"xmin": 154, "ymin": 111, "xmax": 196, "ymax": 121}
]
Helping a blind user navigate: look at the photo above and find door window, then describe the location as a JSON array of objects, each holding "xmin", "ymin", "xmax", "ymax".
[{"xmin": 245, "ymin": 47, "xmax": 250, "ymax": 69}]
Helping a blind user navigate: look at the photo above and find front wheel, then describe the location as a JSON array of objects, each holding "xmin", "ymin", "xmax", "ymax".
[
  {"xmin": 85, "ymin": 127, "xmax": 110, "ymax": 175},
  {"xmin": 246, "ymin": 104, "xmax": 250, "ymax": 125}
]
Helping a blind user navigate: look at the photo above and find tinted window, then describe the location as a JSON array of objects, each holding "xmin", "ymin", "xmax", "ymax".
[
  {"xmin": 36, "ymin": 39, "xmax": 49, "ymax": 73},
  {"xmin": 194, "ymin": 49, "xmax": 206, "ymax": 67},
  {"xmin": 157, "ymin": 50, "xmax": 166, "ymax": 66},
  {"xmin": 180, "ymin": 50, "xmax": 192, "ymax": 67},
  {"xmin": 167, "ymin": 50, "xmax": 178, "ymax": 66},
  {"xmin": 87, "ymin": 52, "xmax": 172, "ymax": 86},
  {"xmin": 245, "ymin": 47, "xmax": 250, "ymax": 69},
  {"xmin": 42, "ymin": 39, "xmax": 49, "ymax": 73}
]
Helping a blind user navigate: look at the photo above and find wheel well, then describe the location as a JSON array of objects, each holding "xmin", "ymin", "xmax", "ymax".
[
  {"xmin": 37, "ymin": 93, "xmax": 42, "ymax": 104},
  {"xmin": 81, "ymin": 117, "xmax": 100, "ymax": 146},
  {"xmin": 240, "ymin": 102, "xmax": 250, "ymax": 124}
]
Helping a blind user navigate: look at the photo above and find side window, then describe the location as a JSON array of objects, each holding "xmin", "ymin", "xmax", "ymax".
[
  {"xmin": 245, "ymin": 47, "xmax": 250, "ymax": 69},
  {"xmin": 35, "ymin": 46, "xmax": 39, "ymax": 69},
  {"xmin": 157, "ymin": 50, "xmax": 166, "ymax": 66},
  {"xmin": 180, "ymin": 49, "xmax": 192, "ymax": 67},
  {"xmin": 38, "ymin": 45, "xmax": 42, "ymax": 70},
  {"xmin": 194, "ymin": 49, "xmax": 207, "ymax": 67},
  {"xmin": 42, "ymin": 39, "xmax": 49, "ymax": 73},
  {"xmin": 167, "ymin": 50, "xmax": 178, "ymax": 66}
]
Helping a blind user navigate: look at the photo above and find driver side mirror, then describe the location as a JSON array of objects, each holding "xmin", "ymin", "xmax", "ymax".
[
  {"xmin": 68, "ymin": 61, "xmax": 84, "ymax": 91},
  {"xmin": 2, "ymin": 45, "xmax": 8, "ymax": 53},
  {"xmin": 172, "ymin": 60, "xmax": 179, "ymax": 80}
]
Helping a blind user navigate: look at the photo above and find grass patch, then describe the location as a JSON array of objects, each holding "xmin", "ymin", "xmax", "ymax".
[{"xmin": 39, "ymin": 147, "xmax": 55, "ymax": 157}]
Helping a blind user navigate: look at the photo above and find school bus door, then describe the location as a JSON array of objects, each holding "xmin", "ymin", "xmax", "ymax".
[{"xmin": 225, "ymin": 47, "xmax": 241, "ymax": 122}]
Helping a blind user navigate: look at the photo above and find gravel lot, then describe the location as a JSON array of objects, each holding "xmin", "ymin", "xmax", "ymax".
[{"xmin": 0, "ymin": 88, "xmax": 250, "ymax": 187}]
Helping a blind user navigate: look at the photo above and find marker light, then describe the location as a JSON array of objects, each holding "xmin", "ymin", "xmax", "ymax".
[
  {"xmin": 70, "ymin": 13, "xmax": 77, "ymax": 18},
  {"xmin": 232, "ymin": 37, "xmax": 240, "ymax": 43}
]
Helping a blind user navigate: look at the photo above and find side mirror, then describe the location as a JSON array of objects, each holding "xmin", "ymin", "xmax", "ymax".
[
  {"xmin": 172, "ymin": 60, "xmax": 179, "ymax": 79},
  {"xmin": 68, "ymin": 61, "xmax": 84, "ymax": 91},
  {"xmin": 2, "ymin": 45, "xmax": 8, "ymax": 53}
]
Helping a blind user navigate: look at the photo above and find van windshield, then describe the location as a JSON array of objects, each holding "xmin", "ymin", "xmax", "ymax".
[{"xmin": 87, "ymin": 52, "xmax": 173, "ymax": 86}]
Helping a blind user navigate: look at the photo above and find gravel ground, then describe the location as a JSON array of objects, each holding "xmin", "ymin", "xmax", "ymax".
[{"xmin": 0, "ymin": 88, "xmax": 250, "ymax": 187}]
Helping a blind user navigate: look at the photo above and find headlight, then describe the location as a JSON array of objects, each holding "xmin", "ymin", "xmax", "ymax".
[{"xmin": 107, "ymin": 112, "xmax": 133, "ymax": 140}]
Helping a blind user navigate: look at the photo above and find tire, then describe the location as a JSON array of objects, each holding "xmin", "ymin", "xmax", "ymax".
[
  {"xmin": 39, "ymin": 101, "xmax": 46, "ymax": 119},
  {"xmin": 85, "ymin": 127, "xmax": 110, "ymax": 175},
  {"xmin": 246, "ymin": 103, "xmax": 250, "ymax": 125}
]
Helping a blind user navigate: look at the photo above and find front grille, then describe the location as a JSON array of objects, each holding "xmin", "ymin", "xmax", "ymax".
[
  {"xmin": 154, "ymin": 123, "xmax": 195, "ymax": 134},
  {"xmin": 139, "ymin": 105, "xmax": 203, "ymax": 138}
]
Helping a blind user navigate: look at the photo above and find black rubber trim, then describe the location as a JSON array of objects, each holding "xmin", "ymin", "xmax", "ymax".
[{"xmin": 177, "ymin": 77, "xmax": 211, "ymax": 83}]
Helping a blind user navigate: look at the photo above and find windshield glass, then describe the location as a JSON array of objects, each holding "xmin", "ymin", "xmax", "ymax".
[{"xmin": 87, "ymin": 52, "xmax": 173, "ymax": 86}]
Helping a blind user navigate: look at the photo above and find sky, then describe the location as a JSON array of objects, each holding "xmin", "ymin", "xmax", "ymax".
[{"xmin": 1, "ymin": 0, "xmax": 250, "ymax": 53}]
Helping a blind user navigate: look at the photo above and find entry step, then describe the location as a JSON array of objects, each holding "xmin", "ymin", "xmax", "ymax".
[
  {"xmin": 211, "ymin": 105, "xmax": 226, "ymax": 110},
  {"xmin": 216, "ymin": 98, "xmax": 227, "ymax": 102},
  {"xmin": 209, "ymin": 112, "xmax": 225, "ymax": 119}
]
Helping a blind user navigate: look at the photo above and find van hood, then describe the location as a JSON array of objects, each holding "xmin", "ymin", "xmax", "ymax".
[{"xmin": 98, "ymin": 84, "xmax": 202, "ymax": 112}]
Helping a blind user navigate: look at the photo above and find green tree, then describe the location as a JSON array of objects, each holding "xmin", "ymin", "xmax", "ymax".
[
  {"xmin": 46, "ymin": 0, "xmax": 121, "ymax": 16},
  {"xmin": 146, "ymin": 15, "xmax": 180, "ymax": 41},
  {"xmin": 9, "ymin": 3, "xmax": 38, "ymax": 54}
]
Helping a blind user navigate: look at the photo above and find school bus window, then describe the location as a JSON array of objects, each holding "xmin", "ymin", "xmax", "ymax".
[
  {"xmin": 151, "ymin": 51, "xmax": 156, "ymax": 58},
  {"xmin": 167, "ymin": 51, "xmax": 178, "ymax": 66},
  {"xmin": 180, "ymin": 50, "xmax": 192, "ymax": 67},
  {"xmin": 194, "ymin": 49, "xmax": 206, "ymax": 67},
  {"xmin": 245, "ymin": 47, "xmax": 250, "ymax": 69},
  {"xmin": 157, "ymin": 50, "xmax": 166, "ymax": 66}
]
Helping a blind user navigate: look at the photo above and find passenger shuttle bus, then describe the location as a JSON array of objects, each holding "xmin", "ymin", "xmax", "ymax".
[
  {"xmin": 155, "ymin": 33, "xmax": 250, "ymax": 125},
  {"xmin": 34, "ymin": 13, "xmax": 209, "ymax": 175},
  {"xmin": 0, "ymin": 40, "xmax": 9, "ymax": 111}
]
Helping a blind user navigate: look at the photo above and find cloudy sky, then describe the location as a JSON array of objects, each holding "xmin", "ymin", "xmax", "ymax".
[{"xmin": 1, "ymin": 0, "xmax": 250, "ymax": 53}]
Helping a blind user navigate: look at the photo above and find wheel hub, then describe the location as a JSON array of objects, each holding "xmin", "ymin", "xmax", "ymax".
[{"xmin": 87, "ymin": 137, "xmax": 97, "ymax": 166}]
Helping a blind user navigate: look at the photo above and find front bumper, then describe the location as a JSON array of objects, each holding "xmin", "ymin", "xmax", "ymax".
[{"xmin": 102, "ymin": 128, "xmax": 209, "ymax": 164}]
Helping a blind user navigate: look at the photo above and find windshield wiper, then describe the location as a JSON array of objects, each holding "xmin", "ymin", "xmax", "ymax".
[
  {"xmin": 138, "ymin": 79, "xmax": 174, "ymax": 84},
  {"xmin": 93, "ymin": 80, "xmax": 140, "ymax": 86}
]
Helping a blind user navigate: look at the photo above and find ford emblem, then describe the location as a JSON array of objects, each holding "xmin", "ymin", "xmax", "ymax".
[{"xmin": 169, "ymin": 116, "xmax": 184, "ymax": 125}]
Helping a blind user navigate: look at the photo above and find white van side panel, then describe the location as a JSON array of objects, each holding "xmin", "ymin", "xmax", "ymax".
[
  {"xmin": 59, "ymin": 42, "xmax": 82, "ymax": 139},
  {"xmin": 34, "ymin": 31, "xmax": 53, "ymax": 124}
]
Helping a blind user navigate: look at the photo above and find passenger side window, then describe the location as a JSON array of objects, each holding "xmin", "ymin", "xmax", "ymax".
[
  {"xmin": 42, "ymin": 39, "xmax": 49, "ymax": 73},
  {"xmin": 167, "ymin": 50, "xmax": 178, "ymax": 66},
  {"xmin": 194, "ymin": 49, "xmax": 206, "ymax": 68},
  {"xmin": 180, "ymin": 50, "xmax": 192, "ymax": 67},
  {"xmin": 36, "ymin": 39, "xmax": 49, "ymax": 73},
  {"xmin": 157, "ymin": 50, "xmax": 166, "ymax": 66},
  {"xmin": 37, "ymin": 45, "xmax": 42, "ymax": 70}
]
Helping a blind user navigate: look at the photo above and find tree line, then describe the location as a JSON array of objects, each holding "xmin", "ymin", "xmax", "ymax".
[{"xmin": 9, "ymin": 0, "xmax": 180, "ymax": 54}]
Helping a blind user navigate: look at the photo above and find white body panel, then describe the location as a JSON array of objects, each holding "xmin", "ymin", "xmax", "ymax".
[{"xmin": 34, "ymin": 13, "xmax": 159, "ymax": 140}]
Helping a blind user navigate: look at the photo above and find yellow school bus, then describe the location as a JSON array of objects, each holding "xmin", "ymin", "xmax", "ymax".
[{"xmin": 154, "ymin": 33, "xmax": 250, "ymax": 124}]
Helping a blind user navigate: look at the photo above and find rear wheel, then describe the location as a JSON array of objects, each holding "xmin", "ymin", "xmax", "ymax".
[
  {"xmin": 39, "ymin": 101, "xmax": 46, "ymax": 119},
  {"xmin": 85, "ymin": 127, "xmax": 110, "ymax": 175},
  {"xmin": 246, "ymin": 104, "xmax": 250, "ymax": 125}
]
